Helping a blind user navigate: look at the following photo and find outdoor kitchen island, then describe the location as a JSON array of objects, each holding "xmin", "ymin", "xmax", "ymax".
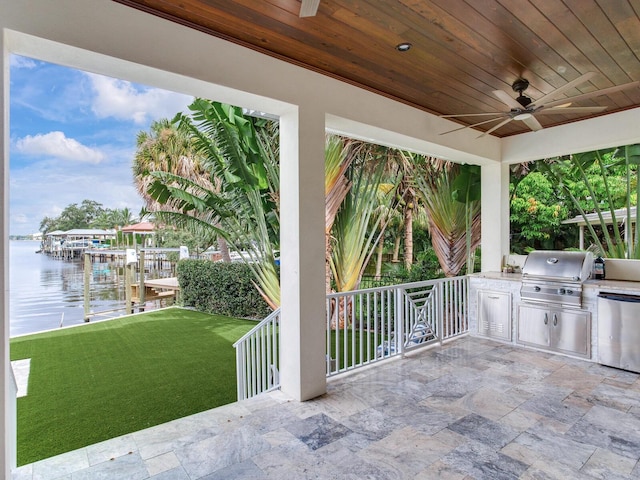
[{"xmin": 469, "ymin": 269, "xmax": 640, "ymax": 369}]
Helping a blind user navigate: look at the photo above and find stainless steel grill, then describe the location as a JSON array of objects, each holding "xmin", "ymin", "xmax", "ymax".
[{"xmin": 520, "ymin": 250, "xmax": 594, "ymax": 308}]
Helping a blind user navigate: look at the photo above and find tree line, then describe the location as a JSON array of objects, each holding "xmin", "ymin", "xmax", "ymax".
[{"xmin": 39, "ymin": 200, "xmax": 135, "ymax": 233}]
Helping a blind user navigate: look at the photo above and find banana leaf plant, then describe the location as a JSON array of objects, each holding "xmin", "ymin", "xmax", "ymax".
[{"xmin": 147, "ymin": 99, "xmax": 282, "ymax": 309}]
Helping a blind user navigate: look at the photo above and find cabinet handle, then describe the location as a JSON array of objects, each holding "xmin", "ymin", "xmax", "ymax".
[
  {"xmin": 553, "ymin": 313, "xmax": 558, "ymax": 326},
  {"xmin": 544, "ymin": 313, "xmax": 548, "ymax": 325},
  {"xmin": 487, "ymin": 295, "xmax": 500, "ymax": 299}
]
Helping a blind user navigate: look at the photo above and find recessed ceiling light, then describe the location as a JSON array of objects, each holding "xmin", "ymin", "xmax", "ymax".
[{"xmin": 396, "ymin": 42, "xmax": 412, "ymax": 52}]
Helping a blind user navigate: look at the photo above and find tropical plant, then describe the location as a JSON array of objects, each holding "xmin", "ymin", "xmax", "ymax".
[
  {"xmin": 451, "ymin": 164, "xmax": 481, "ymax": 274},
  {"xmin": 328, "ymin": 148, "xmax": 396, "ymax": 292},
  {"xmin": 133, "ymin": 118, "xmax": 231, "ymax": 262},
  {"xmin": 389, "ymin": 151, "xmax": 422, "ymax": 271},
  {"xmin": 624, "ymin": 144, "xmax": 640, "ymax": 256},
  {"xmin": 509, "ymin": 171, "xmax": 569, "ymax": 252},
  {"xmin": 538, "ymin": 147, "xmax": 635, "ymax": 258},
  {"xmin": 414, "ymin": 161, "xmax": 481, "ymax": 277},
  {"xmin": 145, "ymin": 100, "xmax": 281, "ymax": 309},
  {"xmin": 324, "ymin": 135, "xmax": 356, "ymax": 292},
  {"xmin": 110, "ymin": 208, "xmax": 136, "ymax": 228}
]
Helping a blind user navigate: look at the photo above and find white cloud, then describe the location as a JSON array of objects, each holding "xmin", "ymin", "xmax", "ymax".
[
  {"xmin": 10, "ymin": 55, "xmax": 37, "ymax": 69},
  {"xmin": 87, "ymin": 73, "xmax": 192, "ymax": 125},
  {"xmin": 15, "ymin": 131, "xmax": 105, "ymax": 164},
  {"xmin": 9, "ymin": 160, "xmax": 143, "ymax": 235}
]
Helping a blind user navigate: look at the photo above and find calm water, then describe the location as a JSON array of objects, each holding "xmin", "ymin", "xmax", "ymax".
[{"xmin": 10, "ymin": 240, "xmax": 129, "ymax": 337}]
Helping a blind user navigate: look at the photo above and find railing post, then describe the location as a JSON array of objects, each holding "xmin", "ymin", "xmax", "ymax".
[
  {"xmin": 236, "ymin": 346, "xmax": 244, "ymax": 401},
  {"xmin": 396, "ymin": 286, "xmax": 405, "ymax": 357},
  {"xmin": 83, "ymin": 252, "xmax": 91, "ymax": 322},
  {"xmin": 138, "ymin": 250, "xmax": 146, "ymax": 310},
  {"xmin": 438, "ymin": 283, "xmax": 444, "ymax": 346}
]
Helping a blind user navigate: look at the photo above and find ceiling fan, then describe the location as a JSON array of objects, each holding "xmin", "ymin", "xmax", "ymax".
[
  {"xmin": 299, "ymin": 0, "xmax": 320, "ymax": 17},
  {"xmin": 440, "ymin": 72, "xmax": 640, "ymax": 136}
]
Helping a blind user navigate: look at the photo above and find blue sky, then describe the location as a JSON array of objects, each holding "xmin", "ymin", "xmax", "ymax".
[{"xmin": 9, "ymin": 55, "xmax": 194, "ymax": 235}]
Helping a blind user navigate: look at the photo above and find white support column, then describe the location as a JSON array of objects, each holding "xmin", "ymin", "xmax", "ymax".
[
  {"xmin": 1, "ymin": 32, "xmax": 14, "ymax": 477},
  {"xmin": 279, "ymin": 105, "xmax": 327, "ymax": 401},
  {"xmin": 481, "ymin": 161, "xmax": 511, "ymax": 272}
]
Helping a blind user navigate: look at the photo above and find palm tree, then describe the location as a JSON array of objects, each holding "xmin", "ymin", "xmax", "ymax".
[
  {"xmin": 110, "ymin": 208, "xmax": 135, "ymax": 228},
  {"xmin": 133, "ymin": 118, "xmax": 231, "ymax": 262},
  {"xmin": 145, "ymin": 100, "xmax": 281, "ymax": 309},
  {"xmin": 391, "ymin": 150, "xmax": 421, "ymax": 271}
]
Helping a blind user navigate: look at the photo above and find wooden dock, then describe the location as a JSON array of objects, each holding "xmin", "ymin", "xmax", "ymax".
[
  {"xmin": 131, "ymin": 277, "xmax": 180, "ymax": 304},
  {"xmin": 82, "ymin": 251, "xmax": 181, "ymax": 321}
]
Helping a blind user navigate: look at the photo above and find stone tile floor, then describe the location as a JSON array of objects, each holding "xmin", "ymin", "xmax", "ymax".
[{"xmin": 12, "ymin": 336, "xmax": 640, "ymax": 479}]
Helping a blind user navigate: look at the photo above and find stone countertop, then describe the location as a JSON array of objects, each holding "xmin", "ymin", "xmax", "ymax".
[
  {"xmin": 469, "ymin": 272, "xmax": 522, "ymax": 282},
  {"xmin": 470, "ymin": 272, "xmax": 640, "ymax": 294},
  {"xmin": 584, "ymin": 278, "xmax": 640, "ymax": 293}
]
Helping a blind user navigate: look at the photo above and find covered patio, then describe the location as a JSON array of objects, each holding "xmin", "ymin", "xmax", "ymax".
[
  {"xmin": 12, "ymin": 336, "xmax": 640, "ymax": 479},
  {"xmin": 4, "ymin": 1, "xmax": 640, "ymax": 477}
]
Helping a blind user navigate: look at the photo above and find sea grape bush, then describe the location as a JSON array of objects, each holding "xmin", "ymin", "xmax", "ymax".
[{"xmin": 177, "ymin": 260, "xmax": 271, "ymax": 319}]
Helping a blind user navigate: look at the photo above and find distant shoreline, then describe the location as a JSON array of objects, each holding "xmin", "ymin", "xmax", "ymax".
[{"xmin": 9, "ymin": 237, "xmax": 41, "ymax": 241}]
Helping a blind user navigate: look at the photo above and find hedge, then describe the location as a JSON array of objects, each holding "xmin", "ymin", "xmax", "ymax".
[{"xmin": 177, "ymin": 260, "xmax": 272, "ymax": 319}]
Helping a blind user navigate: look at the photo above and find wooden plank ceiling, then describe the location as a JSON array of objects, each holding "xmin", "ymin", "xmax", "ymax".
[{"xmin": 115, "ymin": 0, "xmax": 640, "ymax": 137}]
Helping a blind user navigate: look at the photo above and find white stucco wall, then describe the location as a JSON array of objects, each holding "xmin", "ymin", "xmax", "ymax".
[{"xmin": 1, "ymin": 22, "xmax": 10, "ymax": 475}]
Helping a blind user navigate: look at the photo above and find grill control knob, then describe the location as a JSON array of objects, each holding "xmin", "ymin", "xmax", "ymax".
[
  {"xmin": 558, "ymin": 288, "xmax": 566, "ymax": 295},
  {"xmin": 534, "ymin": 286, "xmax": 541, "ymax": 292},
  {"xmin": 566, "ymin": 289, "xmax": 574, "ymax": 295}
]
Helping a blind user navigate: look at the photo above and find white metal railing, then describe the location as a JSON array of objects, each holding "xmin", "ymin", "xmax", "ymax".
[
  {"xmin": 325, "ymin": 276, "xmax": 469, "ymax": 376},
  {"xmin": 234, "ymin": 276, "xmax": 469, "ymax": 399},
  {"xmin": 233, "ymin": 308, "xmax": 281, "ymax": 401}
]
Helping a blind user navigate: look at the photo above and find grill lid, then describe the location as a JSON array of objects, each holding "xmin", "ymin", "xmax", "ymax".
[{"xmin": 521, "ymin": 250, "xmax": 594, "ymax": 283}]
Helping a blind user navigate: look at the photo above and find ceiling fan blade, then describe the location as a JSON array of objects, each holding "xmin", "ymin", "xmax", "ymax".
[
  {"xmin": 493, "ymin": 89, "xmax": 523, "ymax": 109},
  {"xmin": 440, "ymin": 115, "xmax": 508, "ymax": 135},
  {"xmin": 440, "ymin": 112, "xmax": 508, "ymax": 118},
  {"xmin": 522, "ymin": 115, "xmax": 543, "ymax": 131},
  {"xmin": 478, "ymin": 117, "xmax": 514, "ymax": 137},
  {"xmin": 299, "ymin": 0, "xmax": 320, "ymax": 17},
  {"xmin": 536, "ymin": 106, "xmax": 608, "ymax": 115},
  {"xmin": 542, "ymin": 81, "xmax": 640, "ymax": 108},
  {"xmin": 530, "ymin": 72, "xmax": 597, "ymax": 107}
]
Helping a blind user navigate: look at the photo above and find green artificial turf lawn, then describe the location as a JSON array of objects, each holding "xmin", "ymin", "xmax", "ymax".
[{"xmin": 10, "ymin": 307, "xmax": 257, "ymax": 466}]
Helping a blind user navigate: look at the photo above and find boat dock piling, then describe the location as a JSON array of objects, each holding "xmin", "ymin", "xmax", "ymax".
[{"xmin": 82, "ymin": 250, "xmax": 181, "ymax": 322}]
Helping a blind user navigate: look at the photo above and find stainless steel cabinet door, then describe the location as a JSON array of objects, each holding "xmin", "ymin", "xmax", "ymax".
[
  {"xmin": 517, "ymin": 304, "xmax": 550, "ymax": 348},
  {"xmin": 478, "ymin": 290, "xmax": 511, "ymax": 340},
  {"xmin": 598, "ymin": 294, "xmax": 640, "ymax": 371},
  {"xmin": 550, "ymin": 309, "xmax": 590, "ymax": 358}
]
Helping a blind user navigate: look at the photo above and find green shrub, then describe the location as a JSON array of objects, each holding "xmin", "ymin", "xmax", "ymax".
[{"xmin": 177, "ymin": 260, "xmax": 272, "ymax": 318}]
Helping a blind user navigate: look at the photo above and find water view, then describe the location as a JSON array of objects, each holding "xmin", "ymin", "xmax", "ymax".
[{"xmin": 10, "ymin": 240, "xmax": 128, "ymax": 337}]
